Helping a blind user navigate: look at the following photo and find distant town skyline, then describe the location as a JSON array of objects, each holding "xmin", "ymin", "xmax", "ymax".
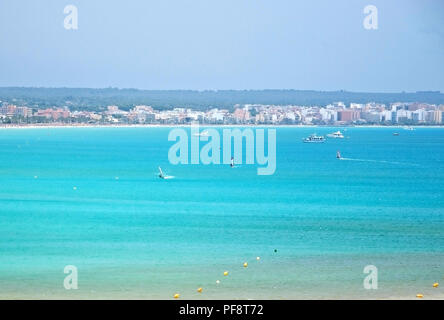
[
  {"xmin": 1, "ymin": 99, "xmax": 443, "ymax": 126},
  {"xmin": 1, "ymin": 0, "xmax": 443, "ymax": 92}
]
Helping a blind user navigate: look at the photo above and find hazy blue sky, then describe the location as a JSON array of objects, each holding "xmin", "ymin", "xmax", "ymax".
[{"xmin": 0, "ymin": 0, "xmax": 443, "ymax": 91}]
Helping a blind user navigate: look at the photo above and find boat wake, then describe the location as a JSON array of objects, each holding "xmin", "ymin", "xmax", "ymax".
[
  {"xmin": 158, "ymin": 167, "xmax": 175, "ymax": 179},
  {"xmin": 339, "ymin": 157, "xmax": 417, "ymax": 166},
  {"xmin": 154, "ymin": 173, "xmax": 175, "ymax": 179}
]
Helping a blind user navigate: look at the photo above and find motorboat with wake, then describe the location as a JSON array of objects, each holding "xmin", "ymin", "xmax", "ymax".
[
  {"xmin": 303, "ymin": 134, "xmax": 325, "ymax": 143},
  {"xmin": 327, "ymin": 131, "xmax": 345, "ymax": 139}
]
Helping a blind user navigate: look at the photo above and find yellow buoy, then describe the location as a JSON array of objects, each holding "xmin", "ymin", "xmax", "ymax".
[
  {"xmin": 224, "ymin": 271, "xmax": 229, "ymax": 276},
  {"xmin": 243, "ymin": 262, "xmax": 248, "ymax": 268},
  {"xmin": 197, "ymin": 287, "xmax": 203, "ymax": 293},
  {"xmin": 433, "ymin": 283, "xmax": 439, "ymax": 288},
  {"xmin": 416, "ymin": 294, "xmax": 424, "ymax": 298},
  {"xmin": 173, "ymin": 293, "xmax": 180, "ymax": 299}
]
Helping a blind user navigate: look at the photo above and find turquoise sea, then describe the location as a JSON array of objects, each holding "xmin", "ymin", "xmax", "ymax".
[{"xmin": 0, "ymin": 127, "xmax": 443, "ymax": 299}]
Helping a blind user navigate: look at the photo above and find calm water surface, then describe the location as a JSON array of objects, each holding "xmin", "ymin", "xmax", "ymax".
[{"xmin": 0, "ymin": 127, "xmax": 443, "ymax": 299}]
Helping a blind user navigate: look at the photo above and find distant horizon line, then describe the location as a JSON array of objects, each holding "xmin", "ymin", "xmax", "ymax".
[{"xmin": 0, "ymin": 86, "xmax": 442, "ymax": 94}]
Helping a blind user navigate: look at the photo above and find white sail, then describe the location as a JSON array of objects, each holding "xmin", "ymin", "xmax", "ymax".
[{"xmin": 158, "ymin": 167, "xmax": 164, "ymax": 178}]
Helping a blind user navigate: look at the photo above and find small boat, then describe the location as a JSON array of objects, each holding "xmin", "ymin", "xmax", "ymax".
[
  {"xmin": 327, "ymin": 131, "xmax": 345, "ymax": 139},
  {"xmin": 393, "ymin": 132, "xmax": 400, "ymax": 136},
  {"xmin": 303, "ymin": 134, "xmax": 325, "ymax": 143},
  {"xmin": 158, "ymin": 167, "xmax": 174, "ymax": 180},
  {"xmin": 193, "ymin": 130, "xmax": 209, "ymax": 137},
  {"xmin": 403, "ymin": 126, "xmax": 414, "ymax": 131},
  {"xmin": 158, "ymin": 167, "xmax": 165, "ymax": 179},
  {"xmin": 336, "ymin": 151, "xmax": 341, "ymax": 159}
]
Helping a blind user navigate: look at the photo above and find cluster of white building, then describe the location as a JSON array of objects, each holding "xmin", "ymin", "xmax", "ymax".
[{"xmin": 1, "ymin": 101, "xmax": 443, "ymax": 125}]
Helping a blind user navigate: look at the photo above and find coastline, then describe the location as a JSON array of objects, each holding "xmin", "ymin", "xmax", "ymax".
[{"xmin": 1, "ymin": 123, "xmax": 443, "ymax": 129}]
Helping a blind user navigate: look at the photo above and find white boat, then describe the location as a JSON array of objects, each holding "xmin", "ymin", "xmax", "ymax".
[
  {"xmin": 158, "ymin": 167, "xmax": 174, "ymax": 179},
  {"xmin": 303, "ymin": 134, "xmax": 325, "ymax": 143},
  {"xmin": 158, "ymin": 167, "xmax": 165, "ymax": 179},
  {"xmin": 403, "ymin": 126, "xmax": 414, "ymax": 131},
  {"xmin": 327, "ymin": 131, "xmax": 345, "ymax": 139},
  {"xmin": 193, "ymin": 130, "xmax": 209, "ymax": 137}
]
